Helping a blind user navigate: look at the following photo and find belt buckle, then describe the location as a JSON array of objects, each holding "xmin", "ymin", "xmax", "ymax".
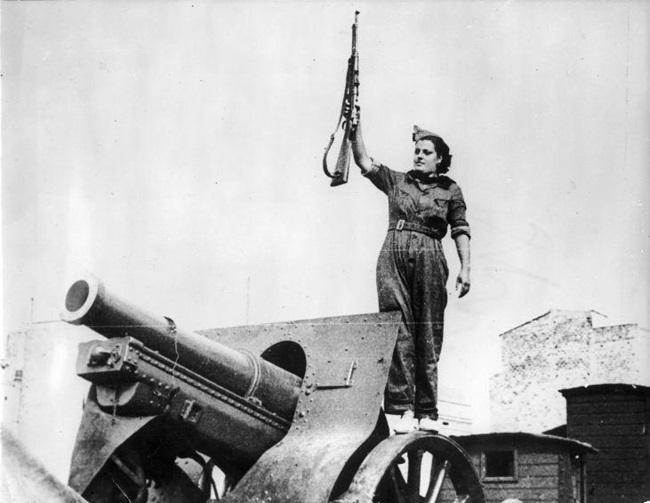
[{"xmin": 396, "ymin": 219, "xmax": 405, "ymax": 231}]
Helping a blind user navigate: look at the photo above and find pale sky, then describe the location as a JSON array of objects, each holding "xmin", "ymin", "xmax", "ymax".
[{"xmin": 3, "ymin": 1, "xmax": 649, "ymax": 432}]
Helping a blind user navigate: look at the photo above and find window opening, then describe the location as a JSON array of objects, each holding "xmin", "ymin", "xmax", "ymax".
[{"xmin": 483, "ymin": 450, "xmax": 516, "ymax": 481}]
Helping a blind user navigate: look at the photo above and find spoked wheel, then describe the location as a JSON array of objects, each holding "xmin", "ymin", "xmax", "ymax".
[{"xmin": 337, "ymin": 432, "xmax": 484, "ymax": 503}]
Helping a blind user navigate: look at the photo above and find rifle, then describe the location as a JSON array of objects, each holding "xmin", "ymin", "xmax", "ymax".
[{"xmin": 323, "ymin": 11, "xmax": 360, "ymax": 187}]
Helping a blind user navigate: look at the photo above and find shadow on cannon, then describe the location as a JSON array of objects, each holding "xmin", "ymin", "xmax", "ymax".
[{"xmin": 62, "ymin": 276, "xmax": 485, "ymax": 503}]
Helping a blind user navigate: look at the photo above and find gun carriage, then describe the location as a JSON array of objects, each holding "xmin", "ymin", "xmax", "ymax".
[{"xmin": 62, "ymin": 276, "xmax": 485, "ymax": 503}]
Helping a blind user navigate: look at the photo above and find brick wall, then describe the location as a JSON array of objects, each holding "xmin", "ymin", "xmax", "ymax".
[{"xmin": 490, "ymin": 310, "xmax": 648, "ymax": 431}]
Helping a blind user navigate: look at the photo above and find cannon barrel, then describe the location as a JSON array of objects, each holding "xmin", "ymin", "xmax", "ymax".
[{"xmin": 61, "ymin": 276, "xmax": 301, "ymax": 420}]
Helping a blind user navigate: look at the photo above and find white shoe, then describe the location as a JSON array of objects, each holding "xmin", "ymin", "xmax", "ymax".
[
  {"xmin": 418, "ymin": 416, "xmax": 448, "ymax": 432},
  {"xmin": 393, "ymin": 410, "xmax": 418, "ymax": 434}
]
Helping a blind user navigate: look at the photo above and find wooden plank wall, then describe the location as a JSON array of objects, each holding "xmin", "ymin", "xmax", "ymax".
[
  {"xmin": 566, "ymin": 389, "xmax": 650, "ymax": 503},
  {"xmin": 481, "ymin": 451, "xmax": 560, "ymax": 503},
  {"xmin": 440, "ymin": 449, "xmax": 566, "ymax": 503}
]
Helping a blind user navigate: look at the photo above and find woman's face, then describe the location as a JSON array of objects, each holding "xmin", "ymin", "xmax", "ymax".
[{"xmin": 413, "ymin": 139, "xmax": 441, "ymax": 173}]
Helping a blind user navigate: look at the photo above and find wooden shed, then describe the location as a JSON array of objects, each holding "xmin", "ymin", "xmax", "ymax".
[
  {"xmin": 442, "ymin": 432, "xmax": 597, "ymax": 503},
  {"xmin": 560, "ymin": 383, "xmax": 650, "ymax": 503}
]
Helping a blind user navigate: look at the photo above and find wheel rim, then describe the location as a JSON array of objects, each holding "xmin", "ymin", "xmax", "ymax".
[{"xmin": 337, "ymin": 432, "xmax": 484, "ymax": 503}]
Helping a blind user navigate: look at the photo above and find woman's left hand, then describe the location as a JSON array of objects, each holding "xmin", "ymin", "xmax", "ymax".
[{"xmin": 456, "ymin": 268, "xmax": 471, "ymax": 298}]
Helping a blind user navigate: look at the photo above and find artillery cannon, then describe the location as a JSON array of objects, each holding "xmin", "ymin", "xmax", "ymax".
[{"xmin": 62, "ymin": 276, "xmax": 485, "ymax": 503}]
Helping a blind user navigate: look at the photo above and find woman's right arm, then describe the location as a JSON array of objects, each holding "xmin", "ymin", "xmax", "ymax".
[{"xmin": 351, "ymin": 119, "xmax": 375, "ymax": 174}]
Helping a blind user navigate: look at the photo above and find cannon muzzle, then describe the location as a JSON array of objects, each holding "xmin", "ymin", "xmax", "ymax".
[{"xmin": 61, "ymin": 275, "xmax": 301, "ymax": 420}]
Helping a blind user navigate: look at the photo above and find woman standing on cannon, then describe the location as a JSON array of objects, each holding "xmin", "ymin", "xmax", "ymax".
[{"xmin": 350, "ymin": 120, "xmax": 471, "ymax": 433}]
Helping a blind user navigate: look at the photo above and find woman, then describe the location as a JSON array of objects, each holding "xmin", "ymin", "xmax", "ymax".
[{"xmin": 351, "ymin": 121, "xmax": 471, "ymax": 433}]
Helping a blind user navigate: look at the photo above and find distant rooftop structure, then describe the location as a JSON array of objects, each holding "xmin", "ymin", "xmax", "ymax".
[
  {"xmin": 498, "ymin": 309, "xmax": 611, "ymax": 336},
  {"xmin": 438, "ymin": 384, "xmax": 473, "ymax": 436},
  {"xmin": 490, "ymin": 309, "xmax": 649, "ymax": 432}
]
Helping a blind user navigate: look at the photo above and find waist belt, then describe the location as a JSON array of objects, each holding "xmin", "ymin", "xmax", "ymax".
[{"xmin": 388, "ymin": 219, "xmax": 441, "ymax": 239}]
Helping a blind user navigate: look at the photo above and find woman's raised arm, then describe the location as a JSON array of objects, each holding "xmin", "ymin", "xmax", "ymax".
[{"xmin": 351, "ymin": 119, "xmax": 375, "ymax": 173}]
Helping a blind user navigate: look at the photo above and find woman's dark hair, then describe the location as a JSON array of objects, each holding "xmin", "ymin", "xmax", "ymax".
[{"xmin": 419, "ymin": 135, "xmax": 452, "ymax": 174}]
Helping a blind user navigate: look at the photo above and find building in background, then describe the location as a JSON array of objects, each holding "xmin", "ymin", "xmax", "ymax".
[
  {"xmin": 445, "ymin": 432, "xmax": 596, "ymax": 503},
  {"xmin": 560, "ymin": 384, "xmax": 650, "ymax": 503},
  {"xmin": 447, "ymin": 383, "xmax": 650, "ymax": 503},
  {"xmin": 437, "ymin": 386, "xmax": 473, "ymax": 436},
  {"xmin": 490, "ymin": 310, "xmax": 649, "ymax": 432},
  {"xmin": 478, "ymin": 311, "xmax": 649, "ymax": 502},
  {"xmin": 2, "ymin": 322, "xmax": 94, "ymax": 483}
]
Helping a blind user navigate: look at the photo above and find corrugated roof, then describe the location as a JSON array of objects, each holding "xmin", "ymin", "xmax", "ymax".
[{"xmin": 451, "ymin": 431, "xmax": 598, "ymax": 454}]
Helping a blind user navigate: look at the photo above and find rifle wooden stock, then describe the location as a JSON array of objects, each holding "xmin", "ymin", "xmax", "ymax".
[{"xmin": 330, "ymin": 138, "xmax": 351, "ymax": 187}]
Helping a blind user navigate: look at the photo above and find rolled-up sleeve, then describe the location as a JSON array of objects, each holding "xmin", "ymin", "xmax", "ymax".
[
  {"xmin": 363, "ymin": 162, "xmax": 398, "ymax": 195},
  {"xmin": 448, "ymin": 184, "xmax": 471, "ymax": 239}
]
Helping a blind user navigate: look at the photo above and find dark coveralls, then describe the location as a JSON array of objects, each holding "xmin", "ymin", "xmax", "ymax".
[{"xmin": 364, "ymin": 163, "xmax": 470, "ymax": 419}]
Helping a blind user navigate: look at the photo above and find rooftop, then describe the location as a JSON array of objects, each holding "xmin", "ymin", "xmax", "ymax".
[{"xmin": 451, "ymin": 431, "xmax": 598, "ymax": 454}]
